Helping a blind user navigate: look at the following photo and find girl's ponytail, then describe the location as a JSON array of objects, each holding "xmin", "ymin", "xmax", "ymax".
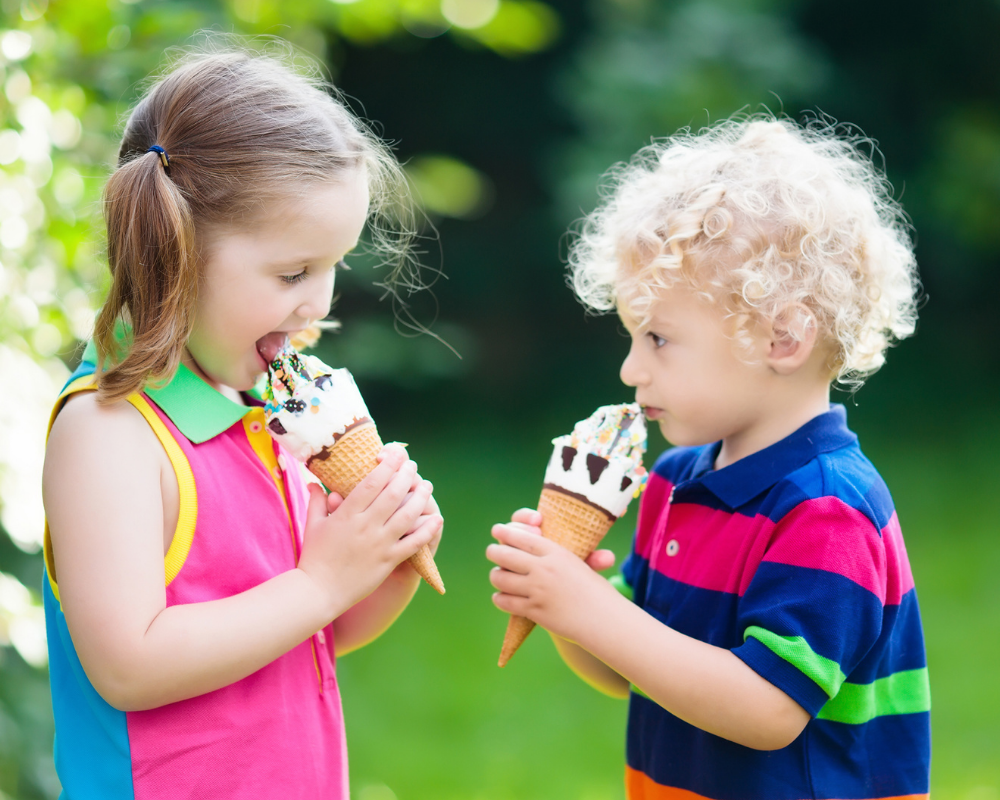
[{"xmin": 95, "ymin": 145, "xmax": 197, "ymax": 404}]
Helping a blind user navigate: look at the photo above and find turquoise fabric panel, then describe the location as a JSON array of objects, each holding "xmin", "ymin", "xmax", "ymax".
[{"xmin": 44, "ymin": 575, "xmax": 135, "ymax": 799}]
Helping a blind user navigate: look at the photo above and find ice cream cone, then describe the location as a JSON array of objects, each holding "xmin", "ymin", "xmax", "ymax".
[
  {"xmin": 307, "ymin": 423, "xmax": 445, "ymax": 595},
  {"xmin": 498, "ymin": 487, "xmax": 614, "ymax": 666}
]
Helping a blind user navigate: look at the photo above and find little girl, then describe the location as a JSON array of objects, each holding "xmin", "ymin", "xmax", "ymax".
[{"xmin": 41, "ymin": 44, "xmax": 442, "ymax": 798}]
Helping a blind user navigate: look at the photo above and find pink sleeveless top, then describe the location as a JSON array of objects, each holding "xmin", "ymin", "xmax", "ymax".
[{"xmin": 44, "ymin": 365, "xmax": 348, "ymax": 799}]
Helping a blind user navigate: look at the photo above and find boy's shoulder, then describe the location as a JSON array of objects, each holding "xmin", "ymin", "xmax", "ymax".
[
  {"xmin": 649, "ymin": 443, "xmax": 713, "ymax": 484},
  {"xmin": 770, "ymin": 439, "xmax": 896, "ymax": 533}
]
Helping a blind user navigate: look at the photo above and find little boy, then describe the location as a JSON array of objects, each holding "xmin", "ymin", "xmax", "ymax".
[{"xmin": 487, "ymin": 118, "xmax": 930, "ymax": 799}]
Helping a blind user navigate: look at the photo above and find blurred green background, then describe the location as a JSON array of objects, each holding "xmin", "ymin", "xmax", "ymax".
[{"xmin": 1, "ymin": 0, "xmax": 998, "ymax": 797}]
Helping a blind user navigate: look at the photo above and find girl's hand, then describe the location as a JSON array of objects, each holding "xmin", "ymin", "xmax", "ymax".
[
  {"xmin": 298, "ymin": 444, "xmax": 436, "ymax": 618},
  {"xmin": 486, "ymin": 507, "xmax": 619, "ymax": 643}
]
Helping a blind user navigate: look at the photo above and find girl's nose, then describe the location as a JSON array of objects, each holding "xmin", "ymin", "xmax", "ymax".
[{"xmin": 296, "ymin": 269, "xmax": 336, "ymax": 321}]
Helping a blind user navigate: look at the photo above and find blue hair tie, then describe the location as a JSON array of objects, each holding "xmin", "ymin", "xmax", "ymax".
[{"xmin": 147, "ymin": 145, "xmax": 170, "ymax": 169}]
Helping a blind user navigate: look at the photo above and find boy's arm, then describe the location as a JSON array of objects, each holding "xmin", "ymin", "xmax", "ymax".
[
  {"xmin": 333, "ymin": 495, "xmax": 443, "ymax": 656},
  {"xmin": 488, "ymin": 522, "xmax": 809, "ymax": 751},
  {"xmin": 550, "ymin": 635, "xmax": 629, "ymax": 698}
]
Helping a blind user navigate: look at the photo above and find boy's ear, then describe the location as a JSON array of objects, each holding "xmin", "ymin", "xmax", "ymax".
[{"xmin": 763, "ymin": 304, "xmax": 818, "ymax": 375}]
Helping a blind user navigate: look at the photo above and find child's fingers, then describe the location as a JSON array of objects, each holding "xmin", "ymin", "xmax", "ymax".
[
  {"xmin": 326, "ymin": 491, "xmax": 345, "ymax": 514},
  {"xmin": 489, "ymin": 564, "xmax": 531, "ymax": 595},
  {"xmin": 510, "ymin": 507, "xmax": 542, "ymax": 527},
  {"xmin": 485, "ymin": 542, "xmax": 537, "ymax": 574},
  {"xmin": 385, "ymin": 477, "xmax": 433, "ymax": 535},
  {"xmin": 342, "ymin": 447, "xmax": 409, "ymax": 512},
  {"xmin": 491, "ymin": 590, "xmax": 530, "ymax": 616},
  {"xmin": 584, "ymin": 548, "xmax": 616, "ymax": 572},
  {"xmin": 395, "ymin": 512, "xmax": 441, "ymax": 560},
  {"xmin": 375, "ymin": 442, "xmax": 408, "ymax": 463},
  {"xmin": 363, "ymin": 459, "xmax": 418, "ymax": 521},
  {"xmin": 491, "ymin": 522, "xmax": 553, "ymax": 556},
  {"xmin": 306, "ymin": 483, "xmax": 330, "ymax": 529}
]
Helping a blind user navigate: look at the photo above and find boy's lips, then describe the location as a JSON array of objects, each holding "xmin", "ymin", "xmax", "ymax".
[
  {"xmin": 255, "ymin": 332, "xmax": 290, "ymax": 366},
  {"xmin": 641, "ymin": 405, "xmax": 663, "ymax": 420}
]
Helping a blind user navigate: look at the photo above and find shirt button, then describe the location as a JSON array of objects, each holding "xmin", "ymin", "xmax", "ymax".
[
  {"xmin": 666, "ymin": 539, "xmax": 680, "ymax": 557},
  {"xmin": 316, "ymin": 630, "xmax": 326, "ymax": 644},
  {"xmin": 277, "ymin": 454, "xmax": 287, "ymax": 471},
  {"xmin": 249, "ymin": 420, "xmax": 263, "ymax": 434},
  {"xmin": 272, "ymin": 466, "xmax": 283, "ymax": 481}
]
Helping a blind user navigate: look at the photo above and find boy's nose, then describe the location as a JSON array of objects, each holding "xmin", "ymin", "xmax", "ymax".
[{"xmin": 619, "ymin": 343, "xmax": 647, "ymax": 388}]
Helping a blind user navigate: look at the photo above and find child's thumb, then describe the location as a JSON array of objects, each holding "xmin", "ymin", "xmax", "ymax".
[{"xmin": 306, "ymin": 483, "xmax": 330, "ymax": 531}]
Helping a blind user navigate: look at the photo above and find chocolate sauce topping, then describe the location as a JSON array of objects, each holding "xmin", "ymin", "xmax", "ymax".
[
  {"xmin": 586, "ymin": 453, "xmax": 610, "ymax": 484},
  {"xmin": 306, "ymin": 417, "xmax": 375, "ymax": 465},
  {"xmin": 620, "ymin": 476, "xmax": 633, "ymax": 491},
  {"xmin": 542, "ymin": 483, "xmax": 617, "ymax": 520},
  {"xmin": 267, "ymin": 418, "xmax": 287, "ymax": 436},
  {"xmin": 561, "ymin": 446, "xmax": 577, "ymax": 471},
  {"xmin": 315, "ymin": 374, "xmax": 333, "ymax": 390}
]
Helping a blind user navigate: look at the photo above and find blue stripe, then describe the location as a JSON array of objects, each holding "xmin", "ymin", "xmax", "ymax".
[
  {"xmin": 850, "ymin": 590, "xmax": 927, "ymax": 682},
  {"xmin": 809, "ymin": 712, "xmax": 931, "ymax": 795},
  {"xmin": 653, "ymin": 438, "xmax": 896, "ymax": 532},
  {"xmin": 43, "ymin": 575, "xmax": 135, "ymax": 798},
  {"xmin": 627, "ymin": 692, "xmax": 930, "ymax": 799},
  {"xmin": 740, "ymin": 561, "xmax": 884, "ymax": 669}
]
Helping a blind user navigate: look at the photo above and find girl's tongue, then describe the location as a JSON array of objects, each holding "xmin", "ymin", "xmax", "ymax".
[{"xmin": 256, "ymin": 332, "xmax": 289, "ymax": 366}]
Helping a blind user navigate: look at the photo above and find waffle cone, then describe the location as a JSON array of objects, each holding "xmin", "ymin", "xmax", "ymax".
[
  {"xmin": 498, "ymin": 487, "xmax": 614, "ymax": 666},
  {"xmin": 307, "ymin": 424, "xmax": 445, "ymax": 594}
]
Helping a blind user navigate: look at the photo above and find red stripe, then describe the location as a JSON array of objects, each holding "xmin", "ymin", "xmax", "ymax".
[
  {"xmin": 762, "ymin": 497, "xmax": 887, "ymax": 602},
  {"xmin": 883, "ymin": 512, "xmax": 915, "ymax": 605},
  {"xmin": 635, "ymin": 494, "xmax": 891, "ymax": 601},
  {"xmin": 625, "ymin": 766, "xmax": 927, "ymax": 800}
]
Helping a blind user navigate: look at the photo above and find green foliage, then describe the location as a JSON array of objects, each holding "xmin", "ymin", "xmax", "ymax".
[{"xmin": 2, "ymin": 0, "xmax": 999, "ymax": 796}]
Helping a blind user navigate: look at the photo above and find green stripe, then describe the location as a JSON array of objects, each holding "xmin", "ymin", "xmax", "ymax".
[
  {"xmin": 609, "ymin": 573, "xmax": 634, "ymax": 601},
  {"xmin": 744, "ymin": 626, "xmax": 846, "ymax": 697},
  {"xmin": 817, "ymin": 667, "xmax": 931, "ymax": 724}
]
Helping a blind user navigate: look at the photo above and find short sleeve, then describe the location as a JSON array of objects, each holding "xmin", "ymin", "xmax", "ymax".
[{"xmin": 731, "ymin": 495, "xmax": 887, "ymax": 716}]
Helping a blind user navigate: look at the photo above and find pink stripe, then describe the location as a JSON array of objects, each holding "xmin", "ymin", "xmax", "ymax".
[
  {"xmin": 762, "ymin": 497, "xmax": 887, "ymax": 603},
  {"xmin": 636, "ymin": 494, "xmax": 891, "ymax": 602},
  {"xmin": 883, "ymin": 512, "xmax": 914, "ymax": 605},
  {"xmin": 638, "ymin": 502, "xmax": 773, "ymax": 595},
  {"xmin": 634, "ymin": 473, "xmax": 673, "ymax": 557}
]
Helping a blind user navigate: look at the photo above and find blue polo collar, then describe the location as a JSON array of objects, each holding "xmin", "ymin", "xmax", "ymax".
[
  {"xmin": 686, "ymin": 404, "xmax": 858, "ymax": 508},
  {"xmin": 80, "ymin": 339, "xmax": 252, "ymax": 444}
]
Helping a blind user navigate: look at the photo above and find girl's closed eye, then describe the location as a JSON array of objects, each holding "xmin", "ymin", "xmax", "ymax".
[{"xmin": 280, "ymin": 269, "xmax": 308, "ymax": 285}]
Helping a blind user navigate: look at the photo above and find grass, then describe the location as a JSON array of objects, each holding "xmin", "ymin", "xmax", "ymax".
[
  {"xmin": 336, "ymin": 402, "xmax": 1000, "ymax": 800},
  {"xmin": 4, "ymin": 390, "xmax": 997, "ymax": 799}
]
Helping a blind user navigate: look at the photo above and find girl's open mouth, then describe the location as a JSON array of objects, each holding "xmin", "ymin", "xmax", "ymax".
[{"xmin": 255, "ymin": 332, "xmax": 289, "ymax": 367}]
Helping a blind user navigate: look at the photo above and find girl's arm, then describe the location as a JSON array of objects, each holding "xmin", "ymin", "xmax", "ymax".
[
  {"xmin": 333, "ymin": 495, "xmax": 443, "ymax": 656},
  {"xmin": 487, "ymin": 521, "xmax": 810, "ymax": 751},
  {"xmin": 44, "ymin": 394, "xmax": 433, "ymax": 712}
]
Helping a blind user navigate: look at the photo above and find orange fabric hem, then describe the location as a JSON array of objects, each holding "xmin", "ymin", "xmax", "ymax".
[{"xmin": 624, "ymin": 766, "xmax": 928, "ymax": 800}]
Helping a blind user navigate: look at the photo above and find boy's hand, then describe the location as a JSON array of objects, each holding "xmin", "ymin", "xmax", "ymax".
[{"xmin": 486, "ymin": 507, "xmax": 619, "ymax": 643}]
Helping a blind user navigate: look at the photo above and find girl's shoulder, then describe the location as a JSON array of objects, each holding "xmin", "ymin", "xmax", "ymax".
[{"xmin": 45, "ymin": 390, "xmax": 168, "ymax": 487}]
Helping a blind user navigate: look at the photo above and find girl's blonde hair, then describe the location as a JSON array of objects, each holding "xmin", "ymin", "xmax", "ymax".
[
  {"xmin": 568, "ymin": 115, "xmax": 920, "ymax": 386},
  {"xmin": 95, "ymin": 40, "xmax": 415, "ymax": 403}
]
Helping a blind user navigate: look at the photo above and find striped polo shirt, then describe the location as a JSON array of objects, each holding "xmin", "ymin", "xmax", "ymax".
[{"xmin": 620, "ymin": 405, "xmax": 930, "ymax": 800}]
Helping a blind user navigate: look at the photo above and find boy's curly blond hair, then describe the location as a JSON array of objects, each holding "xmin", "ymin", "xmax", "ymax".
[{"xmin": 568, "ymin": 115, "xmax": 920, "ymax": 387}]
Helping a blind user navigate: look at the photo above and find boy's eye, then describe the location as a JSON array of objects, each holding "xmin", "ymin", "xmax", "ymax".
[
  {"xmin": 648, "ymin": 332, "xmax": 667, "ymax": 348},
  {"xmin": 280, "ymin": 270, "xmax": 308, "ymax": 285}
]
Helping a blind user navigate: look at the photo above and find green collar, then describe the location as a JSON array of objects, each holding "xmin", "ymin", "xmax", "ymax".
[{"xmin": 81, "ymin": 340, "xmax": 253, "ymax": 444}]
